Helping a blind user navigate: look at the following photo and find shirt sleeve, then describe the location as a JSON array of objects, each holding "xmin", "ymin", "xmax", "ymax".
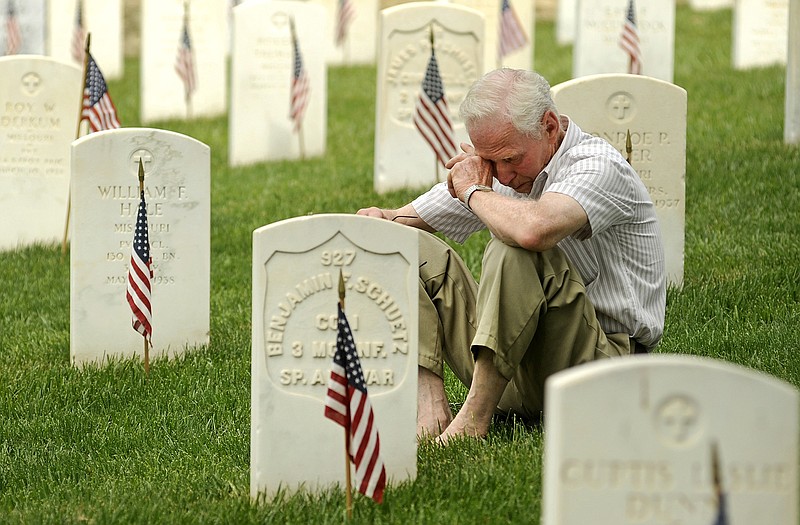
[
  {"xmin": 411, "ymin": 182, "xmax": 486, "ymax": 243},
  {"xmin": 547, "ymin": 150, "xmax": 637, "ymax": 239}
]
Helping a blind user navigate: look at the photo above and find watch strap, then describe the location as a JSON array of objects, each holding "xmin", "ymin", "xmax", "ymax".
[{"xmin": 463, "ymin": 184, "xmax": 493, "ymax": 211}]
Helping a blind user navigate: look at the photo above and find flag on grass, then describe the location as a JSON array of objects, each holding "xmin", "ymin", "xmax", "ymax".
[
  {"xmin": 289, "ymin": 20, "xmax": 310, "ymax": 132},
  {"xmin": 175, "ymin": 14, "xmax": 197, "ymax": 98},
  {"xmin": 324, "ymin": 304, "xmax": 387, "ymax": 504},
  {"xmin": 499, "ymin": 0, "xmax": 527, "ymax": 59},
  {"xmin": 126, "ymin": 185, "xmax": 153, "ymax": 343},
  {"xmin": 335, "ymin": 0, "xmax": 355, "ymax": 47},
  {"xmin": 618, "ymin": 0, "xmax": 642, "ymax": 75},
  {"xmin": 5, "ymin": 0, "xmax": 21, "ymax": 55},
  {"xmin": 414, "ymin": 38, "xmax": 456, "ymax": 168},
  {"xmin": 71, "ymin": 1, "xmax": 86, "ymax": 64},
  {"xmin": 81, "ymin": 53, "xmax": 121, "ymax": 132}
]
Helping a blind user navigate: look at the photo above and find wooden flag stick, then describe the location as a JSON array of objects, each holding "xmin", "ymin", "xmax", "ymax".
[
  {"xmin": 62, "ymin": 33, "xmax": 92, "ymax": 258},
  {"xmin": 339, "ymin": 270, "xmax": 353, "ymax": 519},
  {"xmin": 298, "ymin": 124, "xmax": 306, "ymax": 160},
  {"xmin": 138, "ymin": 159, "xmax": 150, "ymax": 377}
]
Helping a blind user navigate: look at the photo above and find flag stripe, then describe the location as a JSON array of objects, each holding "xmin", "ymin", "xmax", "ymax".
[
  {"xmin": 81, "ymin": 53, "xmax": 121, "ymax": 133},
  {"xmin": 126, "ymin": 192, "xmax": 153, "ymax": 343},
  {"xmin": 618, "ymin": 0, "xmax": 642, "ymax": 75},
  {"xmin": 335, "ymin": 0, "xmax": 355, "ymax": 46},
  {"xmin": 71, "ymin": 1, "xmax": 85, "ymax": 64},
  {"xmin": 175, "ymin": 14, "xmax": 197, "ymax": 97},
  {"xmin": 414, "ymin": 47, "xmax": 456, "ymax": 168},
  {"xmin": 5, "ymin": 0, "xmax": 21, "ymax": 55},
  {"xmin": 499, "ymin": 0, "xmax": 527, "ymax": 58},
  {"xmin": 290, "ymin": 26, "xmax": 310, "ymax": 132},
  {"xmin": 324, "ymin": 304, "xmax": 386, "ymax": 504}
]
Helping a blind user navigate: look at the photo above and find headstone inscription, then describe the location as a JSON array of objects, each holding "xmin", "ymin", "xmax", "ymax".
[
  {"xmin": 573, "ymin": 0, "xmax": 675, "ymax": 83},
  {"xmin": 374, "ymin": 2, "xmax": 484, "ymax": 193},
  {"xmin": 229, "ymin": 0, "xmax": 327, "ymax": 166},
  {"xmin": 542, "ymin": 355, "xmax": 799, "ymax": 525},
  {"xmin": 140, "ymin": 0, "xmax": 228, "ymax": 123},
  {"xmin": 451, "ymin": 0, "xmax": 534, "ymax": 71},
  {"xmin": 551, "ymin": 73, "xmax": 687, "ymax": 287},
  {"xmin": 1, "ymin": 0, "xmax": 46, "ymax": 56},
  {"xmin": 0, "ymin": 56, "xmax": 80, "ymax": 251},
  {"xmin": 251, "ymin": 214, "xmax": 418, "ymax": 499},
  {"xmin": 70, "ymin": 128, "xmax": 210, "ymax": 366},
  {"xmin": 47, "ymin": 0, "xmax": 123, "ymax": 80},
  {"xmin": 312, "ymin": 0, "xmax": 378, "ymax": 66},
  {"xmin": 732, "ymin": 0, "xmax": 788, "ymax": 69},
  {"xmin": 787, "ymin": 0, "xmax": 800, "ymax": 144}
]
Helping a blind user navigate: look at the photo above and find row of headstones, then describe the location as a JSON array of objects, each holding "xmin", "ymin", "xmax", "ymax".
[
  {"xmin": 1, "ymin": 56, "xmax": 797, "ymax": 521},
  {"xmin": 0, "ymin": 0, "xmax": 534, "ymax": 119},
  {"xmin": 557, "ymin": 0, "xmax": 791, "ymax": 72}
]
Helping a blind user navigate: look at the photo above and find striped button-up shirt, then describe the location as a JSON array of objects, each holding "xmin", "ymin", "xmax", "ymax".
[{"xmin": 412, "ymin": 117, "xmax": 665, "ymax": 348}]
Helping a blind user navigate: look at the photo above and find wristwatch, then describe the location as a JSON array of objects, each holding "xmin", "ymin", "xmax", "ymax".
[{"xmin": 462, "ymin": 184, "xmax": 493, "ymax": 211}]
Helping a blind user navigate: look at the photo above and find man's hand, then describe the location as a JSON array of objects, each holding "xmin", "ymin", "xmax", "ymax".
[
  {"xmin": 445, "ymin": 142, "xmax": 476, "ymax": 170},
  {"xmin": 447, "ymin": 154, "xmax": 496, "ymax": 203},
  {"xmin": 356, "ymin": 206, "xmax": 391, "ymax": 220}
]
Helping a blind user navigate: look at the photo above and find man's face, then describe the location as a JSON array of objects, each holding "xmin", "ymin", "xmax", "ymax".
[{"xmin": 468, "ymin": 117, "xmax": 553, "ymax": 195}]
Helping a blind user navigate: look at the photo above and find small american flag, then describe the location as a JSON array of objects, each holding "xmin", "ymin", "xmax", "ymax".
[
  {"xmin": 81, "ymin": 53, "xmax": 121, "ymax": 132},
  {"xmin": 5, "ymin": 0, "xmax": 21, "ymax": 55},
  {"xmin": 175, "ymin": 16, "xmax": 196, "ymax": 98},
  {"xmin": 334, "ymin": 0, "xmax": 355, "ymax": 47},
  {"xmin": 126, "ymin": 186, "xmax": 154, "ymax": 343},
  {"xmin": 71, "ymin": 0, "xmax": 86, "ymax": 64},
  {"xmin": 324, "ymin": 304, "xmax": 387, "ymax": 504},
  {"xmin": 414, "ymin": 41, "xmax": 456, "ymax": 168},
  {"xmin": 618, "ymin": 0, "xmax": 642, "ymax": 75},
  {"xmin": 499, "ymin": 0, "xmax": 527, "ymax": 59},
  {"xmin": 289, "ymin": 21, "xmax": 310, "ymax": 133}
]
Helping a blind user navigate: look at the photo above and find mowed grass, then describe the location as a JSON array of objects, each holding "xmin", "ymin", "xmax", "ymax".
[{"xmin": 1, "ymin": 6, "xmax": 799, "ymax": 524}]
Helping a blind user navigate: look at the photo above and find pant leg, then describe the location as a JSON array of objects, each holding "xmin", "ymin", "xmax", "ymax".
[
  {"xmin": 474, "ymin": 239, "xmax": 629, "ymax": 419},
  {"xmin": 417, "ymin": 231, "xmax": 478, "ymax": 379}
]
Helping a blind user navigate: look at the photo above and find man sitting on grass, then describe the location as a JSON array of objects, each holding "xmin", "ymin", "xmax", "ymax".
[{"xmin": 358, "ymin": 68, "xmax": 666, "ymax": 443}]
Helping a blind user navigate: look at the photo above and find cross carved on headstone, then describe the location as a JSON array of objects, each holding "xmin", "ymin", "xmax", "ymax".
[
  {"xmin": 131, "ymin": 150, "xmax": 154, "ymax": 174},
  {"xmin": 21, "ymin": 73, "xmax": 41, "ymax": 95},
  {"xmin": 610, "ymin": 94, "xmax": 631, "ymax": 120}
]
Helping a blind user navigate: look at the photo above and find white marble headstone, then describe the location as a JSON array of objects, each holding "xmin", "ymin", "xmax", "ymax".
[
  {"xmin": 542, "ymin": 355, "xmax": 799, "ymax": 525},
  {"xmin": 140, "ymin": 0, "xmax": 228, "ymax": 123},
  {"xmin": 556, "ymin": 0, "xmax": 576, "ymax": 45},
  {"xmin": 786, "ymin": 0, "xmax": 800, "ymax": 144},
  {"xmin": 451, "ymin": 0, "xmax": 534, "ymax": 71},
  {"xmin": 0, "ymin": 56, "xmax": 80, "ymax": 251},
  {"xmin": 312, "ymin": 0, "xmax": 378, "ymax": 66},
  {"xmin": 551, "ymin": 74, "xmax": 686, "ymax": 287},
  {"xmin": 1, "ymin": 0, "xmax": 46, "ymax": 55},
  {"xmin": 573, "ymin": 0, "xmax": 675, "ymax": 83},
  {"xmin": 374, "ymin": 2, "xmax": 484, "ymax": 193},
  {"xmin": 229, "ymin": 0, "xmax": 327, "ymax": 166},
  {"xmin": 70, "ymin": 128, "xmax": 210, "ymax": 366},
  {"xmin": 47, "ymin": 0, "xmax": 123, "ymax": 80},
  {"xmin": 251, "ymin": 214, "xmax": 418, "ymax": 499},
  {"xmin": 732, "ymin": 0, "xmax": 789, "ymax": 69}
]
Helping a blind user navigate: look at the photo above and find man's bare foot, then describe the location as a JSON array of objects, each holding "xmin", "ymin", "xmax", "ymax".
[
  {"xmin": 435, "ymin": 347, "xmax": 509, "ymax": 445},
  {"xmin": 435, "ymin": 401, "xmax": 492, "ymax": 445},
  {"xmin": 417, "ymin": 366, "xmax": 453, "ymax": 440}
]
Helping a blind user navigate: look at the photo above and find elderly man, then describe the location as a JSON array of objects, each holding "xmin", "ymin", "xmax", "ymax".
[{"xmin": 358, "ymin": 68, "xmax": 665, "ymax": 442}]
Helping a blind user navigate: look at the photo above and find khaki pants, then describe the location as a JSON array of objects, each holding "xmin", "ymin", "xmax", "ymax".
[{"xmin": 417, "ymin": 231, "xmax": 632, "ymax": 420}]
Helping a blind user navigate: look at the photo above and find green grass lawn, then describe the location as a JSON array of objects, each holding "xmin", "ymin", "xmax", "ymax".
[{"xmin": 1, "ymin": 6, "xmax": 799, "ymax": 524}]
